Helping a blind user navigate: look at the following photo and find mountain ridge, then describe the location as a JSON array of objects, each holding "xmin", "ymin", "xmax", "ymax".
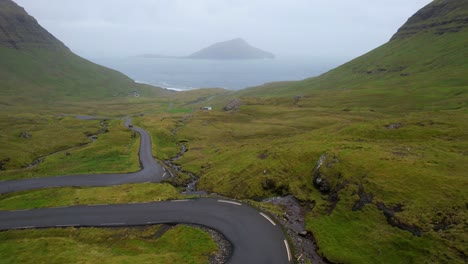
[
  {"xmin": 391, "ymin": 0, "xmax": 468, "ymax": 40},
  {"xmin": 0, "ymin": 0, "xmax": 67, "ymax": 50},
  {"xmin": 0, "ymin": 0, "xmax": 168, "ymax": 106}
]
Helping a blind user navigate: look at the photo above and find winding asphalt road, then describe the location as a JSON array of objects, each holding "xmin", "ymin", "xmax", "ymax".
[
  {"xmin": 0, "ymin": 118, "xmax": 165, "ymax": 194},
  {"xmin": 0, "ymin": 118, "xmax": 291, "ymax": 264}
]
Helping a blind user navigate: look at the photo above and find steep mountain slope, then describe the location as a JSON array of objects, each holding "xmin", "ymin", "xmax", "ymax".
[
  {"xmin": 235, "ymin": 0, "xmax": 468, "ymax": 111},
  {"xmin": 0, "ymin": 0, "xmax": 164, "ymax": 107},
  {"xmin": 187, "ymin": 38, "xmax": 275, "ymax": 60},
  {"xmin": 0, "ymin": 0, "xmax": 66, "ymax": 50}
]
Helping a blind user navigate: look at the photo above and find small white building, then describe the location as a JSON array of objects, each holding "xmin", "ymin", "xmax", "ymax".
[{"xmin": 202, "ymin": 106, "xmax": 212, "ymax": 111}]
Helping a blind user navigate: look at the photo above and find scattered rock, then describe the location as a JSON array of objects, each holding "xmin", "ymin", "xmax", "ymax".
[
  {"xmin": 293, "ymin": 95, "xmax": 304, "ymax": 104},
  {"xmin": 257, "ymin": 152, "xmax": 269, "ymax": 160},
  {"xmin": 264, "ymin": 195, "xmax": 304, "ymax": 232},
  {"xmin": 352, "ymin": 184, "xmax": 374, "ymax": 211},
  {"xmin": 194, "ymin": 225, "xmax": 232, "ymax": 264},
  {"xmin": 0, "ymin": 158, "xmax": 10, "ymax": 170},
  {"xmin": 261, "ymin": 178, "xmax": 276, "ymax": 190},
  {"xmin": 223, "ymin": 98, "xmax": 242, "ymax": 111},
  {"xmin": 386, "ymin": 123, "xmax": 403, "ymax": 129},
  {"xmin": 19, "ymin": 132, "xmax": 32, "ymax": 138},
  {"xmin": 263, "ymin": 196, "xmax": 330, "ymax": 264},
  {"xmin": 25, "ymin": 158, "xmax": 44, "ymax": 168},
  {"xmin": 65, "ymin": 152, "xmax": 71, "ymax": 156},
  {"xmin": 376, "ymin": 203, "xmax": 423, "ymax": 237}
]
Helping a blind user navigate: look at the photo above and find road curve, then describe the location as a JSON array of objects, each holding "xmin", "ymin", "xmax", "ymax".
[
  {"xmin": 0, "ymin": 199, "xmax": 291, "ymax": 264},
  {"xmin": 0, "ymin": 118, "xmax": 165, "ymax": 195},
  {"xmin": 0, "ymin": 118, "xmax": 292, "ymax": 264}
]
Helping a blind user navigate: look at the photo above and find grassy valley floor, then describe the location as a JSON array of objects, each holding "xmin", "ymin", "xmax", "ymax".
[
  {"xmin": 0, "ymin": 225, "xmax": 218, "ymax": 264},
  {"xmin": 136, "ymin": 103, "xmax": 467, "ymax": 263}
]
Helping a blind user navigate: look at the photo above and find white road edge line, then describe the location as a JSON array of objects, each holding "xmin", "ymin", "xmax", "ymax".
[
  {"xmin": 171, "ymin": 199, "xmax": 189, "ymax": 202},
  {"xmin": 56, "ymin": 224, "xmax": 78, "ymax": 227},
  {"xmin": 284, "ymin": 240, "xmax": 292, "ymax": 262},
  {"xmin": 259, "ymin": 212, "xmax": 276, "ymax": 226},
  {"xmin": 21, "ymin": 226, "xmax": 35, "ymax": 229},
  {"xmin": 217, "ymin": 199, "xmax": 242, "ymax": 206},
  {"xmin": 146, "ymin": 221, "xmax": 157, "ymax": 224}
]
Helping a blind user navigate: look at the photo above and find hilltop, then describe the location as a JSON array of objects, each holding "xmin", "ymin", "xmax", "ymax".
[{"xmin": 187, "ymin": 38, "xmax": 275, "ymax": 60}]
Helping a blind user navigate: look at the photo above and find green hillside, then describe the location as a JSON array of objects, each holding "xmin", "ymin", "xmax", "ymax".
[
  {"xmin": 140, "ymin": 0, "xmax": 468, "ymax": 262},
  {"xmin": 1, "ymin": 0, "xmax": 467, "ymax": 263},
  {"xmin": 0, "ymin": 0, "xmax": 168, "ymax": 107},
  {"xmin": 235, "ymin": 0, "xmax": 468, "ymax": 112}
]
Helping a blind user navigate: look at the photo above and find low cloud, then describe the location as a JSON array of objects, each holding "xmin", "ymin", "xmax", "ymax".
[{"xmin": 15, "ymin": 0, "xmax": 432, "ymax": 59}]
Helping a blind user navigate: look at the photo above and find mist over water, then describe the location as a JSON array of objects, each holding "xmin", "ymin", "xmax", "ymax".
[{"xmin": 91, "ymin": 57, "xmax": 344, "ymax": 91}]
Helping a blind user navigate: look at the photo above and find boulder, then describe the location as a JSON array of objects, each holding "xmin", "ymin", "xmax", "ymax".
[
  {"xmin": 19, "ymin": 131, "xmax": 32, "ymax": 138},
  {"xmin": 223, "ymin": 98, "xmax": 242, "ymax": 111}
]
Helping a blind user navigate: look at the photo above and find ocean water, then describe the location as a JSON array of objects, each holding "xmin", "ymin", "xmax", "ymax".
[{"xmin": 91, "ymin": 56, "xmax": 341, "ymax": 91}]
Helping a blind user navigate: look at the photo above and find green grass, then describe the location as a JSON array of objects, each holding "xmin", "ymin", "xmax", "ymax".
[
  {"xmin": 134, "ymin": 114, "xmax": 186, "ymax": 160},
  {"xmin": 0, "ymin": 114, "xmax": 103, "ymax": 170},
  {"xmin": 0, "ymin": 119, "xmax": 141, "ymax": 180},
  {"xmin": 0, "ymin": 225, "xmax": 218, "ymax": 264},
  {"xmin": 234, "ymin": 27, "xmax": 468, "ymax": 112},
  {"xmin": 307, "ymin": 201, "xmax": 465, "ymax": 264},
  {"xmin": 0, "ymin": 183, "xmax": 182, "ymax": 210},
  {"xmin": 1, "ymin": 1, "xmax": 467, "ymax": 263},
  {"xmin": 139, "ymin": 104, "xmax": 467, "ymax": 262}
]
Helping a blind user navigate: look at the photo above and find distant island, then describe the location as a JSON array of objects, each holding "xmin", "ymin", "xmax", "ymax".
[
  {"xmin": 136, "ymin": 38, "xmax": 275, "ymax": 60},
  {"xmin": 136, "ymin": 54, "xmax": 178, "ymax": 59},
  {"xmin": 187, "ymin": 38, "xmax": 275, "ymax": 60}
]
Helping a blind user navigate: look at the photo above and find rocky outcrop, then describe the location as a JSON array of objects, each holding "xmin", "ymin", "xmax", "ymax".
[
  {"xmin": 0, "ymin": 0, "xmax": 68, "ymax": 50},
  {"xmin": 263, "ymin": 196, "xmax": 330, "ymax": 264},
  {"xmin": 19, "ymin": 131, "xmax": 32, "ymax": 138},
  {"xmin": 386, "ymin": 123, "xmax": 403, "ymax": 129},
  {"xmin": 0, "ymin": 158, "xmax": 9, "ymax": 170},
  {"xmin": 312, "ymin": 154, "xmax": 340, "ymax": 194},
  {"xmin": 312, "ymin": 154, "xmax": 345, "ymax": 214},
  {"xmin": 391, "ymin": 0, "xmax": 468, "ymax": 40},
  {"xmin": 223, "ymin": 98, "xmax": 242, "ymax": 111}
]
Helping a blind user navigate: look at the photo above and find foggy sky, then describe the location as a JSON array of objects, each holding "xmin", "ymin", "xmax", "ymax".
[{"xmin": 15, "ymin": 0, "xmax": 432, "ymax": 59}]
